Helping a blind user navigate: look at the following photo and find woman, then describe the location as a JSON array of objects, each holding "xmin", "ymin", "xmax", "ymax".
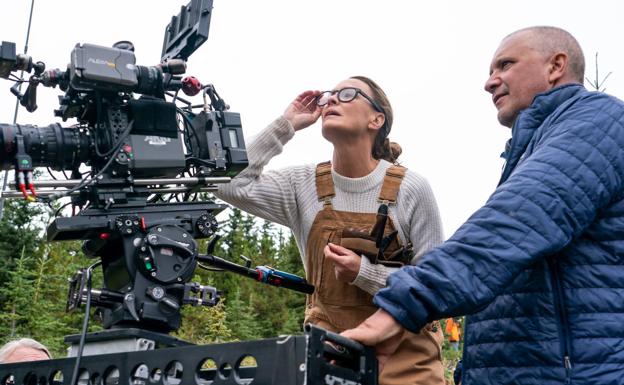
[{"xmin": 216, "ymin": 76, "xmax": 444, "ymax": 384}]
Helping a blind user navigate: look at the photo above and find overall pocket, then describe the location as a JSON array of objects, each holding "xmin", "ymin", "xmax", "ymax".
[{"xmin": 317, "ymin": 227, "xmax": 374, "ymax": 307}]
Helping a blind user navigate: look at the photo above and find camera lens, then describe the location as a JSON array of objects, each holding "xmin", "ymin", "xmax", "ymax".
[{"xmin": 0, "ymin": 123, "xmax": 90, "ymax": 170}]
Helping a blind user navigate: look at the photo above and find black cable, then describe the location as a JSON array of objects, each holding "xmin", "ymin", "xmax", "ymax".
[
  {"xmin": 185, "ymin": 156, "xmax": 217, "ymax": 168},
  {"xmin": 69, "ymin": 260, "xmax": 100, "ymax": 385},
  {"xmin": 46, "ymin": 121, "xmax": 134, "ymax": 202},
  {"xmin": 177, "ymin": 107, "xmax": 198, "ymax": 155},
  {"xmin": 94, "ymin": 101, "xmax": 126, "ymax": 158},
  {"xmin": 53, "ymin": 201, "xmax": 72, "ymax": 218},
  {"xmin": 42, "ymin": 171, "xmax": 92, "ymax": 202},
  {"xmin": 166, "ymin": 91, "xmax": 192, "ymax": 107},
  {"xmin": 46, "ymin": 167, "xmax": 58, "ymax": 180}
]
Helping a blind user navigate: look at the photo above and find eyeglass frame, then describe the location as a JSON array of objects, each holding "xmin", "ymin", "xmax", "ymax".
[{"xmin": 316, "ymin": 87, "xmax": 385, "ymax": 114}]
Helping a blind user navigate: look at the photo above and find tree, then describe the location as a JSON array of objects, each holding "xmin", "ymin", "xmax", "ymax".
[{"xmin": 0, "ymin": 200, "xmax": 45, "ymax": 301}]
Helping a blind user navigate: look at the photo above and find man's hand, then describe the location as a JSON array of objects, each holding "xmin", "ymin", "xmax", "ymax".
[
  {"xmin": 341, "ymin": 309, "xmax": 404, "ymax": 371},
  {"xmin": 324, "ymin": 242, "xmax": 361, "ymax": 283},
  {"xmin": 283, "ymin": 90, "xmax": 322, "ymax": 131}
]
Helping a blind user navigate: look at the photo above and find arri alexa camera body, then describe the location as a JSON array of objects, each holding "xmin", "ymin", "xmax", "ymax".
[{"xmin": 0, "ymin": 0, "xmax": 312, "ymax": 336}]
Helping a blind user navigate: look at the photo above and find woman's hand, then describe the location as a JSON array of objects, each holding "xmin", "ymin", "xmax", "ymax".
[
  {"xmin": 283, "ymin": 90, "xmax": 322, "ymax": 131},
  {"xmin": 324, "ymin": 242, "xmax": 361, "ymax": 283}
]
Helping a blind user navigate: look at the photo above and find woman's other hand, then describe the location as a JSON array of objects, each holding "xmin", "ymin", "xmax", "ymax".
[{"xmin": 283, "ymin": 90, "xmax": 322, "ymax": 131}]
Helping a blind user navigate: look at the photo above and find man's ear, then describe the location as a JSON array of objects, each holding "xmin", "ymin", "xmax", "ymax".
[
  {"xmin": 368, "ymin": 113, "xmax": 385, "ymax": 131},
  {"xmin": 548, "ymin": 52, "xmax": 568, "ymax": 84}
]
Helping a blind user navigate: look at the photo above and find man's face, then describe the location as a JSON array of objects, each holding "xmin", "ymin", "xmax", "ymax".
[{"xmin": 484, "ymin": 32, "xmax": 553, "ymax": 127}]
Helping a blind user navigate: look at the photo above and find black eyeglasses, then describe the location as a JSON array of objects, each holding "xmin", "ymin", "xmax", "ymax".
[{"xmin": 316, "ymin": 87, "xmax": 384, "ymax": 113}]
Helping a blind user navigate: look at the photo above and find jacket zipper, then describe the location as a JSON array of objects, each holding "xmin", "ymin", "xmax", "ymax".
[{"xmin": 547, "ymin": 257, "xmax": 572, "ymax": 384}]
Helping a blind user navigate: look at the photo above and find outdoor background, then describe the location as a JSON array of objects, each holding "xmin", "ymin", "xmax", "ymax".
[{"xmin": 1, "ymin": 0, "xmax": 624, "ymax": 381}]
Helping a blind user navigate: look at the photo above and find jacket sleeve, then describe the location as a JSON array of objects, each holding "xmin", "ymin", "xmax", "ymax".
[{"xmin": 374, "ymin": 100, "xmax": 624, "ymax": 333}]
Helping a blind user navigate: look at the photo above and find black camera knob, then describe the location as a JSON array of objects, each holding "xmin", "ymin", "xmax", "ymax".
[
  {"xmin": 115, "ymin": 215, "xmax": 141, "ymax": 236},
  {"xmin": 196, "ymin": 212, "xmax": 218, "ymax": 237}
]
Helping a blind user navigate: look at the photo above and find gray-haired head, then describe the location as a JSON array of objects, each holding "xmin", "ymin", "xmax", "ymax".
[
  {"xmin": 505, "ymin": 26, "xmax": 585, "ymax": 83},
  {"xmin": 0, "ymin": 338, "xmax": 51, "ymax": 363}
]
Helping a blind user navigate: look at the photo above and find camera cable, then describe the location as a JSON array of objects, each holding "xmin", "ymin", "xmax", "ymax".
[
  {"xmin": 45, "ymin": 121, "xmax": 134, "ymax": 202},
  {"xmin": 69, "ymin": 260, "xmax": 101, "ymax": 385}
]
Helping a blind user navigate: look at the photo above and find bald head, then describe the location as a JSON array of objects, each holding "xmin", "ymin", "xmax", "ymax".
[
  {"xmin": 485, "ymin": 26, "xmax": 585, "ymax": 127},
  {"xmin": 0, "ymin": 338, "xmax": 51, "ymax": 363},
  {"xmin": 504, "ymin": 26, "xmax": 585, "ymax": 83}
]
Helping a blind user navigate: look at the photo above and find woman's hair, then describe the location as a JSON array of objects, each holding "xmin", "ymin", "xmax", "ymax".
[{"xmin": 350, "ymin": 76, "xmax": 402, "ymax": 163}]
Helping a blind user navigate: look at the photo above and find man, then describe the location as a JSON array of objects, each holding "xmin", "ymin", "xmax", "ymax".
[
  {"xmin": 0, "ymin": 338, "xmax": 51, "ymax": 363},
  {"xmin": 445, "ymin": 318, "xmax": 460, "ymax": 351},
  {"xmin": 343, "ymin": 26, "xmax": 624, "ymax": 385}
]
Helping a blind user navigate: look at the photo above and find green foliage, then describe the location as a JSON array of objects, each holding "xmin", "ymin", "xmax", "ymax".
[
  {"xmin": 208, "ymin": 209, "xmax": 307, "ymax": 339},
  {"xmin": 222, "ymin": 289, "xmax": 264, "ymax": 340},
  {"xmin": 0, "ymin": 200, "xmax": 45, "ymax": 302},
  {"xmin": 0, "ymin": 200, "xmax": 93, "ymax": 357},
  {"xmin": 173, "ymin": 285, "xmax": 232, "ymax": 344}
]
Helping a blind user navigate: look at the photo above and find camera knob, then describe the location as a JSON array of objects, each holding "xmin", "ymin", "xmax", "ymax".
[{"xmin": 196, "ymin": 212, "xmax": 217, "ymax": 237}]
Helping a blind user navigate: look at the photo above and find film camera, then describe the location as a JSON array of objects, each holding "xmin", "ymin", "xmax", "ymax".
[{"xmin": 0, "ymin": 0, "xmax": 312, "ymax": 338}]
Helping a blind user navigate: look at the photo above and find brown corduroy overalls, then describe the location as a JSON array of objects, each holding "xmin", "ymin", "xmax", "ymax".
[{"xmin": 304, "ymin": 162, "xmax": 445, "ymax": 385}]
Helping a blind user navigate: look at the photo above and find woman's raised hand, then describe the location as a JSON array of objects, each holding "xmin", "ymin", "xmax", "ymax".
[{"xmin": 283, "ymin": 90, "xmax": 322, "ymax": 131}]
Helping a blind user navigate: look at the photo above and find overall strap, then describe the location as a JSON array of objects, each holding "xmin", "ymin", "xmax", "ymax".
[
  {"xmin": 315, "ymin": 161, "xmax": 335, "ymax": 207},
  {"xmin": 378, "ymin": 165, "xmax": 407, "ymax": 204}
]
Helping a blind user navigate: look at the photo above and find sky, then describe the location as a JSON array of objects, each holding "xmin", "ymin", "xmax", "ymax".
[{"xmin": 1, "ymin": 0, "xmax": 624, "ymax": 238}]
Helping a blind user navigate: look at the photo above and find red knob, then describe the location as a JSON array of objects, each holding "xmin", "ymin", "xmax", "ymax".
[{"xmin": 182, "ymin": 76, "xmax": 203, "ymax": 96}]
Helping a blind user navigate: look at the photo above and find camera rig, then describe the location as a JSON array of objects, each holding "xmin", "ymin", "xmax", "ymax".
[{"xmin": 0, "ymin": 0, "xmax": 314, "ymax": 337}]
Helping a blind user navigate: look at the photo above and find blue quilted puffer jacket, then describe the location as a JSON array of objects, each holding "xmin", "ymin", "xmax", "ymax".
[{"xmin": 375, "ymin": 84, "xmax": 624, "ymax": 385}]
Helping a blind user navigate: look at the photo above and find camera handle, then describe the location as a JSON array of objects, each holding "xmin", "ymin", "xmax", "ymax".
[
  {"xmin": 197, "ymin": 252, "xmax": 315, "ymax": 295},
  {"xmin": 9, "ymin": 60, "xmax": 45, "ymax": 112}
]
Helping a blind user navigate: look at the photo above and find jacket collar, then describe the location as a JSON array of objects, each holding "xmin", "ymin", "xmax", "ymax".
[{"xmin": 498, "ymin": 84, "xmax": 586, "ymax": 185}]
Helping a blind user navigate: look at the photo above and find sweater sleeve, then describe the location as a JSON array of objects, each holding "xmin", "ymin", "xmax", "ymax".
[
  {"xmin": 404, "ymin": 172, "xmax": 445, "ymax": 261},
  {"xmin": 351, "ymin": 255, "xmax": 399, "ymax": 295},
  {"xmin": 215, "ymin": 116, "xmax": 301, "ymax": 228},
  {"xmin": 374, "ymin": 104, "xmax": 624, "ymax": 333},
  {"xmin": 351, "ymin": 172, "xmax": 444, "ymax": 295}
]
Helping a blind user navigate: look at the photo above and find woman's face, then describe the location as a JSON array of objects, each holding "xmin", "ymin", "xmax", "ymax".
[{"xmin": 320, "ymin": 78, "xmax": 384, "ymax": 144}]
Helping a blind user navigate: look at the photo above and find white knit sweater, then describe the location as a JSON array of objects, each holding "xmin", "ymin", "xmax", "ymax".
[{"xmin": 216, "ymin": 116, "xmax": 444, "ymax": 294}]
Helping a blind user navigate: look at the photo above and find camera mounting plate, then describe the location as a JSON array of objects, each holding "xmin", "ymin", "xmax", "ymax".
[{"xmin": 161, "ymin": 0, "xmax": 214, "ymax": 62}]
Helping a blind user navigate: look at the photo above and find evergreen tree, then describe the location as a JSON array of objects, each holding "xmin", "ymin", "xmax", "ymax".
[
  {"xmin": 224, "ymin": 289, "xmax": 264, "ymax": 340},
  {"xmin": 0, "ymin": 247, "xmax": 37, "ymax": 339},
  {"xmin": 274, "ymin": 231, "xmax": 306, "ymax": 334},
  {"xmin": 0, "ymin": 200, "xmax": 45, "ymax": 303},
  {"xmin": 174, "ymin": 272, "xmax": 232, "ymax": 344}
]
